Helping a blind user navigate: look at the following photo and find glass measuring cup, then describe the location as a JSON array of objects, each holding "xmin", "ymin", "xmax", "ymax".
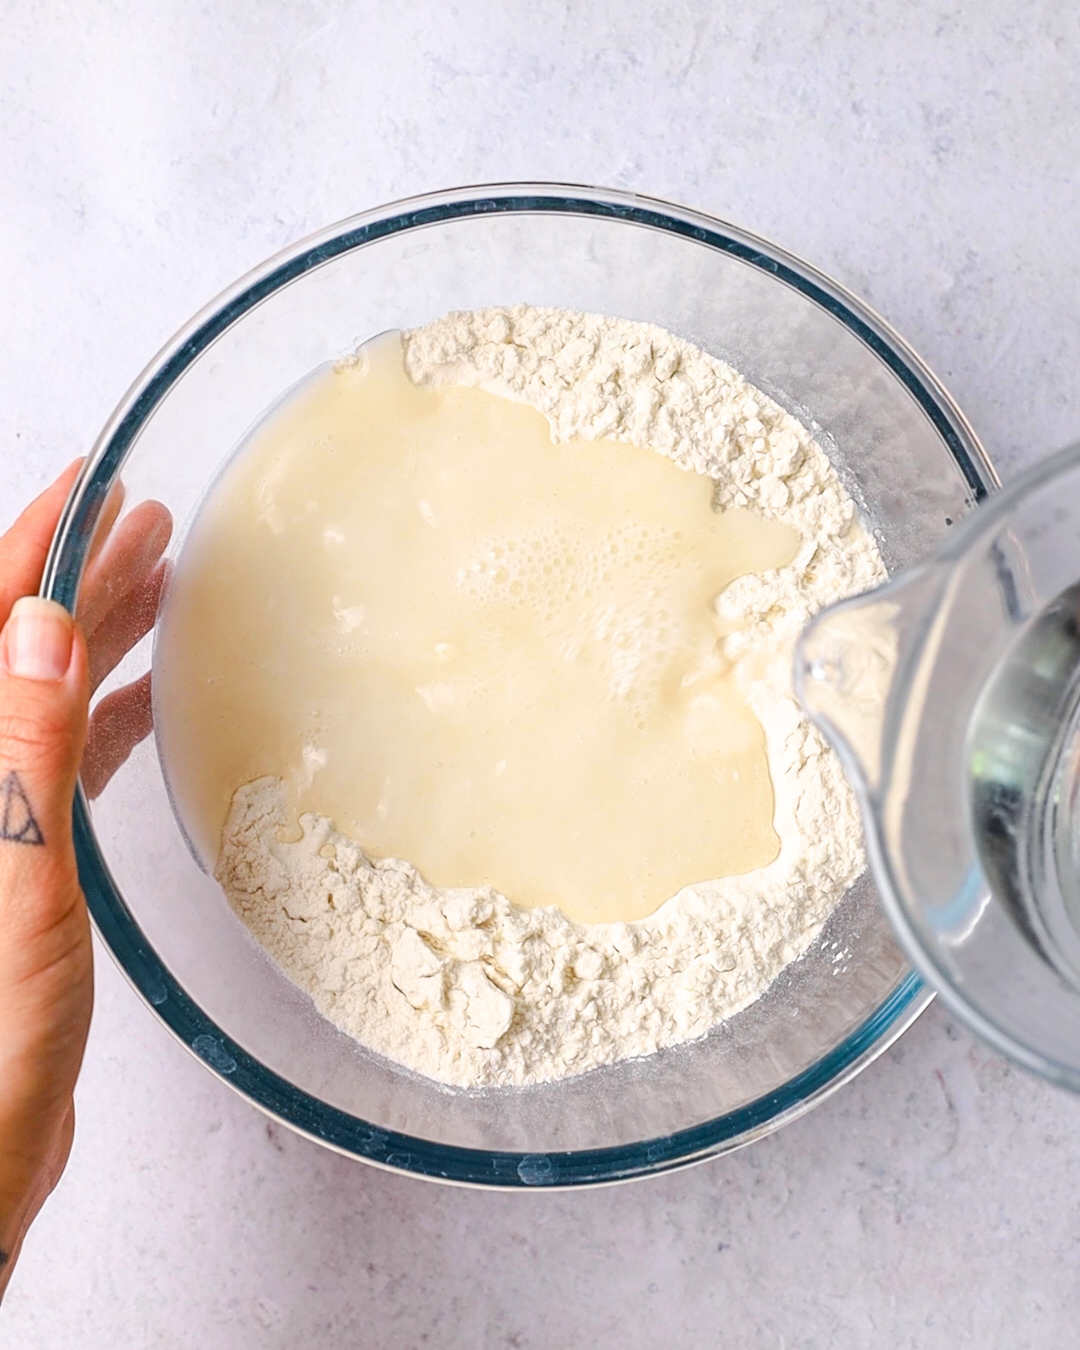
[{"xmin": 796, "ymin": 442, "xmax": 1080, "ymax": 1089}]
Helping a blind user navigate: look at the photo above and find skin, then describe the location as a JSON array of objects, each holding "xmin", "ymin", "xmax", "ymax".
[{"xmin": 0, "ymin": 462, "xmax": 170, "ymax": 1297}]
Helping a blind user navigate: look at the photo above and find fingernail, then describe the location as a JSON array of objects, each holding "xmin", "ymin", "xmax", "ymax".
[{"xmin": 3, "ymin": 598, "xmax": 74, "ymax": 681}]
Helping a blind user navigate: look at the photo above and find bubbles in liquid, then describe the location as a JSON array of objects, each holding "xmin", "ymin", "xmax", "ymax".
[{"xmin": 453, "ymin": 516, "xmax": 717, "ymax": 707}]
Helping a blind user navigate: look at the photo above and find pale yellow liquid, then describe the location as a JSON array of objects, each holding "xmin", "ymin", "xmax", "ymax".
[{"xmin": 154, "ymin": 335, "xmax": 799, "ymax": 924}]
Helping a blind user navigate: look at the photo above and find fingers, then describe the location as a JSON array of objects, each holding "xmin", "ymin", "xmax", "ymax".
[
  {"xmin": 81, "ymin": 480, "xmax": 126, "ymax": 578},
  {"xmin": 79, "ymin": 499, "xmax": 172, "ymax": 635},
  {"xmin": 0, "ymin": 462, "xmax": 171, "ymax": 804},
  {"xmin": 0, "ymin": 460, "xmax": 83, "ymax": 630},
  {"xmin": 87, "ymin": 561, "xmax": 168, "ymax": 695},
  {"xmin": 82, "ymin": 673, "xmax": 153, "ymax": 800},
  {"xmin": 78, "ymin": 500, "xmax": 171, "ymax": 788}
]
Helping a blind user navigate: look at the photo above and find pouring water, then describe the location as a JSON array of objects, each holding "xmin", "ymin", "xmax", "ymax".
[{"xmin": 795, "ymin": 442, "xmax": 1080, "ymax": 1090}]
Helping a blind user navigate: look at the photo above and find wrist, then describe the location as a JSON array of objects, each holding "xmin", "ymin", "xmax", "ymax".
[{"xmin": 0, "ymin": 1092, "xmax": 75, "ymax": 1298}]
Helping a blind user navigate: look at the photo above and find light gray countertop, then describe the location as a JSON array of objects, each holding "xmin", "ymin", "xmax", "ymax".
[{"xmin": 3, "ymin": 3, "xmax": 1080, "ymax": 1345}]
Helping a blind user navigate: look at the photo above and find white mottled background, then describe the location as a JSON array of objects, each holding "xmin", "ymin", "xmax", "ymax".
[{"xmin": 3, "ymin": 2, "xmax": 1080, "ymax": 1346}]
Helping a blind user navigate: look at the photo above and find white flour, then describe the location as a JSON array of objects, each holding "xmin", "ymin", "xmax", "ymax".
[{"xmin": 216, "ymin": 305, "xmax": 887, "ymax": 1088}]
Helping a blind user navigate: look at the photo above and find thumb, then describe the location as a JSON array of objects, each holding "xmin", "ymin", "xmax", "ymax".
[
  {"xmin": 0, "ymin": 599, "xmax": 90, "ymax": 1284},
  {"xmin": 0, "ymin": 598, "xmax": 89, "ymax": 947}
]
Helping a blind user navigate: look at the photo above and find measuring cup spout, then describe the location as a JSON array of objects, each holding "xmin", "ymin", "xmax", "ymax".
[{"xmin": 794, "ymin": 567, "xmax": 945, "ymax": 796}]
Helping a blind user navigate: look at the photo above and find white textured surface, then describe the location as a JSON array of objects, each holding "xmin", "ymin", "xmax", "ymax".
[{"xmin": 3, "ymin": 1, "xmax": 1080, "ymax": 1345}]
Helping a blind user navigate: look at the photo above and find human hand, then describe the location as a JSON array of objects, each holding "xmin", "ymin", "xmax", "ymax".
[{"xmin": 0, "ymin": 461, "xmax": 170, "ymax": 1296}]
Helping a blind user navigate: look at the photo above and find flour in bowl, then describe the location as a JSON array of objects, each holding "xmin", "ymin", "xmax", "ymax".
[{"xmin": 200, "ymin": 305, "xmax": 886, "ymax": 1088}]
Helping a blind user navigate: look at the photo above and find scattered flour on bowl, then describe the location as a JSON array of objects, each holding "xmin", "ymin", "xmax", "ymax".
[{"xmin": 216, "ymin": 305, "xmax": 887, "ymax": 1088}]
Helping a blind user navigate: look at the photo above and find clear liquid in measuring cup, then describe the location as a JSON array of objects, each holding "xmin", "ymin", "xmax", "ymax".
[{"xmin": 968, "ymin": 581, "xmax": 1080, "ymax": 985}]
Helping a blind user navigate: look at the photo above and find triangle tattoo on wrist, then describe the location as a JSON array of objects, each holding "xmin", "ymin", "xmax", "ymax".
[{"xmin": 0, "ymin": 771, "xmax": 45, "ymax": 846}]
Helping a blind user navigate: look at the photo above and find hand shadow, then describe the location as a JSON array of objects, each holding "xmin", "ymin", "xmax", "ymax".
[{"xmin": 76, "ymin": 486, "xmax": 173, "ymax": 800}]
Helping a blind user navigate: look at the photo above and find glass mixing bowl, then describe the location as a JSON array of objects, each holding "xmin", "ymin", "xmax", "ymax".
[{"xmin": 42, "ymin": 184, "xmax": 997, "ymax": 1187}]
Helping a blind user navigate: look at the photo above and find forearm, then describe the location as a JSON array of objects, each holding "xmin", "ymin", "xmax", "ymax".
[{"xmin": 0, "ymin": 1091, "xmax": 77, "ymax": 1300}]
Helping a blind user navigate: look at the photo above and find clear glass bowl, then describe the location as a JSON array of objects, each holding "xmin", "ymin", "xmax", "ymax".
[{"xmin": 42, "ymin": 184, "xmax": 997, "ymax": 1187}]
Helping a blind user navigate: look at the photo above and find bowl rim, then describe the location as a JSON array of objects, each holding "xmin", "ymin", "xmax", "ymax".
[{"xmin": 43, "ymin": 181, "xmax": 996, "ymax": 1188}]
